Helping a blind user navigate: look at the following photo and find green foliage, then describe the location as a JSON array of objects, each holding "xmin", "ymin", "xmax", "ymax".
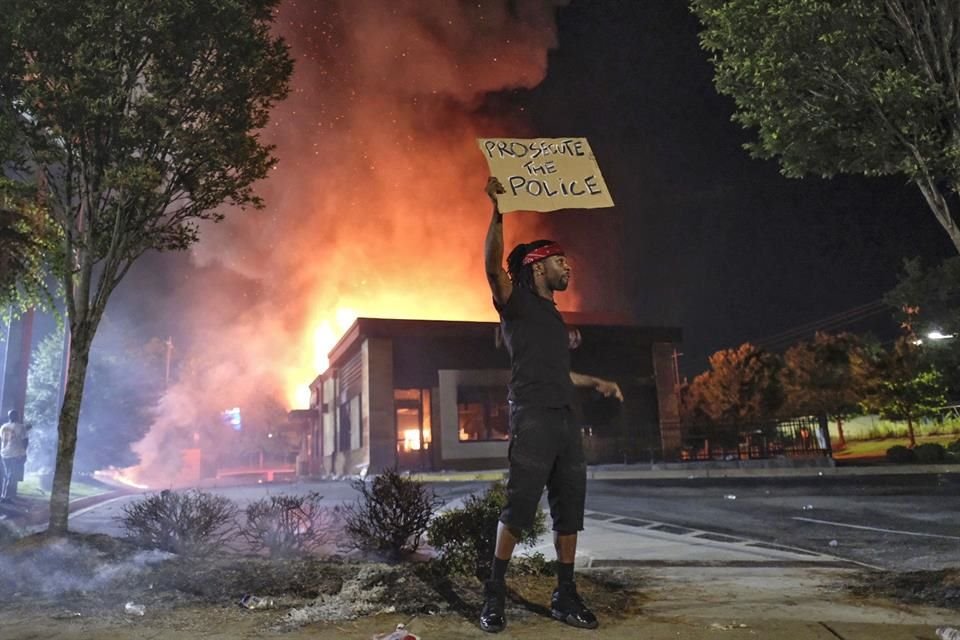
[
  {"xmin": 913, "ymin": 442, "xmax": 947, "ymax": 464},
  {"xmin": 780, "ymin": 332, "xmax": 868, "ymax": 419},
  {"xmin": 427, "ymin": 481, "xmax": 548, "ymax": 580},
  {"xmin": 681, "ymin": 343, "xmax": 783, "ymax": 423},
  {"xmin": 691, "ymin": 0, "xmax": 960, "ymax": 252},
  {"xmin": 25, "ymin": 321, "xmax": 164, "ymax": 473},
  {"xmin": 884, "ymin": 257, "xmax": 960, "ymax": 398},
  {"xmin": 118, "ymin": 489, "xmax": 238, "ymax": 555},
  {"xmin": 0, "ymin": 0, "xmax": 292, "ymax": 533},
  {"xmin": 885, "ymin": 445, "xmax": 916, "ymax": 464},
  {"xmin": 0, "ymin": 183, "xmax": 61, "ymax": 313},
  {"xmin": 239, "ymin": 492, "xmax": 339, "ymax": 557},
  {"xmin": 861, "ymin": 339, "xmax": 948, "ymax": 425},
  {"xmin": 342, "ymin": 467, "xmax": 443, "ymax": 561}
]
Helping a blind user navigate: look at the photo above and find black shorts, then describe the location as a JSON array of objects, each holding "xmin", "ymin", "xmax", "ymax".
[{"xmin": 499, "ymin": 405, "xmax": 586, "ymax": 535}]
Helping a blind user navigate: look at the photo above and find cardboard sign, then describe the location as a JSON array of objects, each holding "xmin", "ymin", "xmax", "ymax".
[{"xmin": 477, "ymin": 137, "xmax": 614, "ymax": 213}]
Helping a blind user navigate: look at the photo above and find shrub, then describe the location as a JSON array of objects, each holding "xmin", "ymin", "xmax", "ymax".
[
  {"xmin": 914, "ymin": 443, "xmax": 947, "ymax": 464},
  {"xmin": 947, "ymin": 439, "xmax": 960, "ymax": 455},
  {"xmin": 427, "ymin": 480, "xmax": 547, "ymax": 580},
  {"xmin": 118, "ymin": 489, "xmax": 237, "ymax": 555},
  {"xmin": 342, "ymin": 467, "xmax": 442, "ymax": 560},
  {"xmin": 239, "ymin": 491, "xmax": 338, "ymax": 557},
  {"xmin": 0, "ymin": 519, "xmax": 21, "ymax": 547},
  {"xmin": 885, "ymin": 445, "xmax": 916, "ymax": 464}
]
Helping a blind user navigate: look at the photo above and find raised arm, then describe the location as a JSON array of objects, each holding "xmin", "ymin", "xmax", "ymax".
[
  {"xmin": 570, "ymin": 372, "xmax": 624, "ymax": 402},
  {"xmin": 484, "ymin": 176, "xmax": 513, "ymax": 307}
]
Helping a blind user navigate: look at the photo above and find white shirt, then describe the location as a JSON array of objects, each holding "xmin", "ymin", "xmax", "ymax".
[{"xmin": 0, "ymin": 421, "xmax": 29, "ymax": 458}]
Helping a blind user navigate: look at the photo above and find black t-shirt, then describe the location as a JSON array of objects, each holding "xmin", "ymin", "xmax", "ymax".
[{"xmin": 495, "ymin": 287, "xmax": 576, "ymax": 408}]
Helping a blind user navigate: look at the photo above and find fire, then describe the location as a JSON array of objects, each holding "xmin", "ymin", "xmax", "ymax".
[
  {"xmin": 284, "ymin": 294, "xmax": 498, "ymax": 409},
  {"xmin": 94, "ymin": 468, "xmax": 149, "ymax": 490}
]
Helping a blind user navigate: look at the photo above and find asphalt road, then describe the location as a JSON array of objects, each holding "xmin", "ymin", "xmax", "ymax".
[
  {"xmin": 587, "ymin": 474, "xmax": 960, "ymax": 571},
  {"xmin": 66, "ymin": 474, "xmax": 960, "ymax": 572}
]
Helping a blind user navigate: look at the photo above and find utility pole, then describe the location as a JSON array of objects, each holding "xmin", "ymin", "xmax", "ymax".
[
  {"xmin": 0, "ymin": 307, "xmax": 34, "ymax": 417},
  {"xmin": 164, "ymin": 336, "xmax": 174, "ymax": 389}
]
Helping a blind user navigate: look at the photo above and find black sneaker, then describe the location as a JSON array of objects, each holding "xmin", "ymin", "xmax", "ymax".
[
  {"xmin": 480, "ymin": 580, "xmax": 506, "ymax": 633},
  {"xmin": 551, "ymin": 582, "xmax": 599, "ymax": 629}
]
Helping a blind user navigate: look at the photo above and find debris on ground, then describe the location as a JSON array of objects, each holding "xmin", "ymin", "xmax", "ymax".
[
  {"xmin": 849, "ymin": 569, "xmax": 960, "ymax": 610},
  {"xmin": 239, "ymin": 594, "xmax": 275, "ymax": 610},
  {"xmin": 123, "ymin": 602, "xmax": 145, "ymax": 616},
  {"xmin": 938, "ymin": 628, "xmax": 960, "ymax": 640},
  {"xmin": 709, "ymin": 622, "xmax": 749, "ymax": 630},
  {"xmin": 373, "ymin": 621, "xmax": 421, "ymax": 639}
]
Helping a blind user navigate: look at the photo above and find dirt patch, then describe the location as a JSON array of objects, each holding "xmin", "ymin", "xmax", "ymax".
[
  {"xmin": 848, "ymin": 568, "xmax": 960, "ymax": 610},
  {"xmin": 0, "ymin": 531, "xmax": 643, "ymax": 633}
]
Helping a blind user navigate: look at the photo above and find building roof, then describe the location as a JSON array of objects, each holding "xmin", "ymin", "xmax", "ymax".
[{"xmin": 320, "ymin": 316, "xmax": 682, "ymax": 377}]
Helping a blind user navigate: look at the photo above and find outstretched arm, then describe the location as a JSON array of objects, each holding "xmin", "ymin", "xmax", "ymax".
[
  {"xmin": 484, "ymin": 177, "xmax": 512, "ymax": 307},
  {"xmin": 571, "ymin": 372, "xmax": 624, "ymax": 402}
]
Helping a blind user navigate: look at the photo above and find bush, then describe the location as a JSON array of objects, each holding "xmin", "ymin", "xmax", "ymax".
[
  {"xmin": 118, "ymin": 489, "xmax": 237, "ymax": 555},
  {"xmin": 427, "ymin": 480, "xmax": 547, "ymax": 580},
  {"xmin": 239, "ymin": 491, "xmax": 338, "ymax": 557},
  {"xmin": 914, "ymin": 443, "xmax": 947, "ymax": 464},
  {"xmin": 885, "ymin": 445, "xmax": 916, "ymax": 464},
  {"xmin": 0, "ymin": 519, "xmax": 22, "ymax": 547},
  {"xmin": 947, "ymin": 439, "xmax": 960, "ymax": 455},
  {"xmin": 342, "ymin": 467, "xmax": 442, "ymax": 560}
]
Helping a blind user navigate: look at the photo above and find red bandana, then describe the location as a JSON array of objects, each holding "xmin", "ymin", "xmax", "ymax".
[{"xmin": 522, "ymin": 242, "xmax": 565, "ymax": 266}]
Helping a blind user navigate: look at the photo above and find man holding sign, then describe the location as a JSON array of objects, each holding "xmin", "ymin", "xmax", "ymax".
[{"xmin": 479, "ymin": 175, "xmax": 622, "ymax": 633}]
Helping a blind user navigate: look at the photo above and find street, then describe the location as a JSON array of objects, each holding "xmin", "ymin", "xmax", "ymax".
[{"xmin": 65, "ymin": 473, "xmax": 960, "ymax": 572}]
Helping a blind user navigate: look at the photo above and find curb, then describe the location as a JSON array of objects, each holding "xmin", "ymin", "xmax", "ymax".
[
  {"xmin": 3, "ymin": 489, "xmax": 132, "ymax": 528},
  {"xmin": 408, "ymin": 463, "xmax": 957, "ymax": 483}
]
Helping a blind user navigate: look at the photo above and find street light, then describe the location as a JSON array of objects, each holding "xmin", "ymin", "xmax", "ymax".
[{"xmin": 927, "ymin": 330, "xmax": 955, "ymax": 341}]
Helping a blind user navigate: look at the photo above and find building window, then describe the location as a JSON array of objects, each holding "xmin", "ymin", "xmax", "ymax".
[
  {"xmin": 339, "ymin": 393, "xmax": 362, "ymax": 451},
  {"xmin": 458, "ymin": 386, "xmax": 509, "ymax": 442},
  {"xmin": 395, "ymin": 388, "xmax": 431, "ymax": 452}
]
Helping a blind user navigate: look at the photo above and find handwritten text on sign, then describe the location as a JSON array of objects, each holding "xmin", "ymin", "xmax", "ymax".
[{"xmin": 477, "ymin": 138, "xmax": 614, "ymax": 212}]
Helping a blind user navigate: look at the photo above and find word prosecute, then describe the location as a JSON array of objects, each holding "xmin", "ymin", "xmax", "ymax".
[
  {"xmin": 482, "ymin": 138, "xmax": 585, "ymax": 161},
  {"xmin": 507, "ymin": 174, "xmax": 602, "ymax": 198}
]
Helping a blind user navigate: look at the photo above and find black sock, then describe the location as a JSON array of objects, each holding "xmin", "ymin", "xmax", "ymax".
[
  {"xmin": 557, "ymin": 562, "xmax": 575, "ymax": 585},
  {"xmin": 491, "ymin": 557, "xmax": 509, "ymax": 583}
]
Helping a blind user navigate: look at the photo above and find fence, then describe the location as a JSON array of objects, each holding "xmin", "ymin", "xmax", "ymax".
[{"xmin": 679, "ymin": 415, "xmax": 831, "ymax": 461}]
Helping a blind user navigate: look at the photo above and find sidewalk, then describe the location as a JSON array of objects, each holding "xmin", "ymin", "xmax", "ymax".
[
  {"xmin": 0, "ymin": 489, "xmax": 131, "ymax": 529},
  {"xmin": 412, "ymin": 461, "xmax": 959, "ymax": 483}
]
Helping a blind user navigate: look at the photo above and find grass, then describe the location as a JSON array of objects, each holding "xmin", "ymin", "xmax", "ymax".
[
  {"xmin": 832, "ymin": 433, "xmax": 960, "ymax": 459},
  {"xmin": 16, "ymin": 473, "xmax": 112, "ymax": 500},
  {"xmin": 831, "ymin": 415, "xmax": 960, "ymax": 441}
]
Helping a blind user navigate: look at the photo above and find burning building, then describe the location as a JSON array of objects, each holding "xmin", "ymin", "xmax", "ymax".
[{"xmin": 294, "ymin": 315, "xmax": 681, "ymax": 476}]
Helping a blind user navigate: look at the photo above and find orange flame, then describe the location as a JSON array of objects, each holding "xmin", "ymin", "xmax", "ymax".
[{"xmin": 284, "ymin": 296, "xmax": 498, "ymax": 408}]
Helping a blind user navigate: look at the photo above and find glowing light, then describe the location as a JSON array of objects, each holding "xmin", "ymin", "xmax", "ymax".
[
  {"xmin": 927, "ymin": 330, "xmax": 955, "ymax": 341},
  {"xmin": 402, "ymin": 428, "xmax": 422, "ymax": 451},
  {"xmin": 94, "ymin": 468, "xmax": 149, "ymax": 490},
  {"xmin": 294, "ymin": 385, "xmax": 311, "ymax": 409}
]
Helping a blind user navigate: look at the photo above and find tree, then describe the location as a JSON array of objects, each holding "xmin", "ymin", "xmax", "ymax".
[
  {"xmin": 862, "ymin": 337, "xmax": 949, "ymax": 447},
  {"xmin": 781, "ymin": 332, "xmax": 869, "ymax": 448},
  {"xmin": 0, "ymin": 0, "xmax": 292, "ymax": 534},
  {"xmin": 692, "ymin": 0, "xmax": 960, "ymax": 253},
  {"xmin": 684, "ymin": 343, "xmax": 784, "ymax": 424},
  {"xmin": 884, "ymin": 257, "xmax": 960, "ymax": 398}
]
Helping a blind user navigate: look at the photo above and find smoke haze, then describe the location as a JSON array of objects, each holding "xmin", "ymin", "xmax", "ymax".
[{"xmin": 130, "ymin": 1, "xmax": 577, "ymax": 484}]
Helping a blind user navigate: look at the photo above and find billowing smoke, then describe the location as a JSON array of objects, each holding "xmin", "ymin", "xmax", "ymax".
[{"xmin": 130, "ymin": 0, "xmax": 576, "ymax": 485}]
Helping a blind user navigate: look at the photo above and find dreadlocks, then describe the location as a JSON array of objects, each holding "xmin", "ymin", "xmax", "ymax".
[{"xmin": 506, "ymin": 239, "xmax": 557, "ymax": 291}]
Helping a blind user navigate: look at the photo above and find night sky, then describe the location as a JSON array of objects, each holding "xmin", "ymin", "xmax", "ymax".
[
  {"xmin": 111, "ymin": 0, "xmax": 955, "ymax": 396},
  {"xmin": 507, "ymin": 0, "xmax": 955, "ymax": 374}
]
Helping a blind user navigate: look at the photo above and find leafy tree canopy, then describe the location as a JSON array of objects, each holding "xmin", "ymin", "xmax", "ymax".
[
  {"xmin": 692, "ymin": 0, "xmax": 960, "ymax": 252},
  {"xmin": 683, "ymin": 343, "xmax": 784, "ymax": 424}
]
